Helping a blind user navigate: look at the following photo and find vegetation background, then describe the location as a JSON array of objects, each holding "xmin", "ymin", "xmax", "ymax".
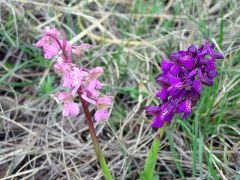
[{"xmin": 0, "ymin": 0, "xmax": 239, "ymax": 179}]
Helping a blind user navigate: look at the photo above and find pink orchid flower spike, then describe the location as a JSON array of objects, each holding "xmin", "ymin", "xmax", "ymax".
[
  {"xmin": 35, "ymin": 26, "xmax": 114, "ymax": 179},
  {"xmin": 35, "ymin": 27, "xmax": 112, "ymax": 121}
]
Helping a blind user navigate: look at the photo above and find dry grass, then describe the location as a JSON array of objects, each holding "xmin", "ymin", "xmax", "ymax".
[{"xmin": 0, "ymin": 0, "xmax": 240, "ymax": 179}]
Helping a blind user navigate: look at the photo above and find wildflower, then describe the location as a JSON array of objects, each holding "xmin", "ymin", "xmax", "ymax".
[
  {"xmin": 88, "ymin": 67, "xmax": 104, "ymax": 79},
  {"xmin": 95, "ymin": 96, "xmax": 112, "ymax": 121},
  {"xmin": 62, "ymin": 67, "xmax": 88, "ymax": 96},
  {"xmin": 94, "ymin": 109, "xmax": 110, "ymax": 122},
  {"xmin": 35, "ymin": 27, "xmax": 61, "ymax": 59},
  {"xmin": 96, "ymin": 96, "xmax": 112, "ymax": 109},
  {"xmin": 56, "ymin": 92, "xmax": 80, "ymax": 117},
  {"xmin": 81, "ymin": 93, "xmax": 112, "ymax": 121},
  {"xmin": 72, "ymin": 43, "xmax": 91, "ymax": 57},
  {"xmin": 36, "ymin": 27, "xmax": 112, "ymax": 120},
  {"xmin": 146, "ymin": 41, "xmax": 223, "ymax": 128},
  {"xmin": 62, "ymin": 102, "xmax": 80, "ymax": 117}
]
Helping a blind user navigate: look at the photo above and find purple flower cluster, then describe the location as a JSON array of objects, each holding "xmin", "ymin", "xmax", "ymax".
[{"xmin": 146, "ymin": 41, "xmax": 223, "ymax": 128}]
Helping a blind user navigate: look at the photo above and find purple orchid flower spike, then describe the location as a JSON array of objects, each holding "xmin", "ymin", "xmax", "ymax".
[{"xmin": 145, "ymin": 41, "xmax": 223, "ymax": 128}]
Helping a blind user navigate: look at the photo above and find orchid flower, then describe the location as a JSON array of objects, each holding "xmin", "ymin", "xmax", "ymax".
[
  {"xmin": 146, "ymin": 41, "xmax": 223, "ymax": 128},
  {"xmin": 35, "ymin": 26, "xmax": 112, "ymax": 121}
]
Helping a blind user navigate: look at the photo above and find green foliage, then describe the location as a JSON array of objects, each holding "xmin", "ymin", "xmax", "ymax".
[{"xmin": 38, "ymin": 75, "xmax": 55, "ymax": 96}]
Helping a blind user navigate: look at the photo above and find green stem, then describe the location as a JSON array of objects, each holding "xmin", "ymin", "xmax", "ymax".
[
  {"xmin": 140, "ymin": 123, "xmax": 167, "ymax": 180},
  {"xmin": 79, "ymin": 95, "xmax": 113, "ymax": 180}
]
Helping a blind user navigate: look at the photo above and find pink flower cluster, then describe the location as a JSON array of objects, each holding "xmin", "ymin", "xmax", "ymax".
[{"xmin": 35, "ymin": 27, "xmax": 112, "ymax": 121}]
